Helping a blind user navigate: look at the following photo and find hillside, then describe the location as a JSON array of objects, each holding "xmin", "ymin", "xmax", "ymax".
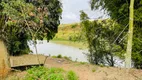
[
  {"xmin": 52, "ymin": 23, "xmax": 87, "ymax": 49},
  {"xmin": 52, "ymin": 19, "xmax": 113, "ymax": 49},
  {"xmin": 54, "ymin": 23, "xmax": 82, "ymax": 41}
]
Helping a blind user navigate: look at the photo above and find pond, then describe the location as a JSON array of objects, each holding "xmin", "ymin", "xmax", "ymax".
[
  {"xmin": 28, "ymin": 40, "xmax": 88, "ymax": 62},
  {"xmin": 28, "ymin": 40, "xmax": 125, "ymax": 68}
]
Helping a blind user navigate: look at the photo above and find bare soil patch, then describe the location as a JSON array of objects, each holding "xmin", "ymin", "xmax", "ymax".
[
  {"xmin": 45, "ymin": 57, "xmax": 142, "ymax": 80},
  {"xmin": 6, "ymin": 55, "xmax": 142, "ymax": 80}
]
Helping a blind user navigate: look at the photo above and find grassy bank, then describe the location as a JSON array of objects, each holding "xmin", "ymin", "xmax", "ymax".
[
  {"xmin": 54, "ymin": 23, "xmax": 82, "ymax": 41},
  {"xmin": 51, "ymin": 40, "xmax": 87, "ymax": 49},
  {"xmin": 50, "ymin": 23, "xmax": 87, "ymax": 49}
]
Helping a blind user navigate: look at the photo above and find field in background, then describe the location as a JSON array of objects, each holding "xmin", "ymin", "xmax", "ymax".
[
  {"xmin": 52, "ymin": 23, "xmax": 87, "ymax": 49},
  {"xmin": 54, "ymin": 23, "xmax": 81, "ymax": 40}
]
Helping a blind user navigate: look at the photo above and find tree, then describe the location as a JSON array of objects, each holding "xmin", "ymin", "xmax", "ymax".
[
  {"xmin": 90, "ymin": 0, "xmax": 142, "ymax": 68},
  {"xmin": 80, "ymin": 11, "xmax": 124, "ymax": 66},
  {"xmin": 0, "ymin": 0, "xmax": 62, "ymax": 55}
]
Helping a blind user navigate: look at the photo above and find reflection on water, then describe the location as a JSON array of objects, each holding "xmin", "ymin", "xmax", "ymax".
[{"xmin": 28, "ymin": 40, "xmax": 125, "ymax": 67}]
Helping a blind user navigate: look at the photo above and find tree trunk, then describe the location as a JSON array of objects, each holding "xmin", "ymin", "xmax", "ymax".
[
  {"xmin": 0, "ymin": 40, "xmax": 10, "ymax": 79},
  {"xmin": 33, "ymin": 38, "xmax": 40, "ymax": 65},
  {"xmin": 125, "ymin": 0, "xmax": 134, "ymax": 68}
]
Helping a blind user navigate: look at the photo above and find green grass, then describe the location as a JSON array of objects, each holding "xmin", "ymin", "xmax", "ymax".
[
  {"xmin": 52, "ymin": 54, "xmax": 62, "ymax": 58},
  {"xmin": 57, "ymin": 54, "xmax": 62, "ymax": 58},
  {"xmin": 51, "ymin": 40, "xmax": 87, "ymax": 49},
  {"xmin": 67, "ymin": 71, "xmax": 78, "ymax": 80},
  {"xmin": 79, "ymin": 62, "xmax": 88, "ymax": 65},
  {"xmin": 44, "ymin": 23, "xmax": 88, "ymax": 49},
  {"xmin": 74, "ymin": 62, "xmax": 89, "ymax": 66},
  {"xmin": 92, "ymin": 67, "xmax": 96, "ymax": 72},
  {"xmin": 63, "ymin": 56, "xmax": 72, "ymax": 61},
  {"xmin": 52, "ymin": 54, "xmax": 63, "ymax": 58},
  {"xmin": 6, "ymin": 66, "xmax": 78, "ymax": 80},
  {"xmin": 52, "ymin": 54, "xmax": 72, "ymax": 61},
  {"xmin": 25, "ymin": 66, "xmax": 78, "ymax": 80},
  {"xmin": 50, "ymin": 23, "xmax": 87, "ymax": 49}
]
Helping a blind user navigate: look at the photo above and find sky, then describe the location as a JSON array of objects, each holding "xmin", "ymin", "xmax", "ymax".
[{"xmin": 60, "ymin": 0, "xmax": 108, "ymax": 24}]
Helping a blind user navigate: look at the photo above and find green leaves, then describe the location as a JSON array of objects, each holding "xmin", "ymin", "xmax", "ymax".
[
  {"xmin": 80, "ymin": 10, "xmax": 89, "ymax": 21},
  {"xmin": 90, "ymin": 0, "xmax": 142, "ymax": 68},
  {"xmin": 67, "ymin": 71, "xmax": 78, "ymax": 80},
  {"xmin": 25, "ymin": 66, "xmax": 78, "ymax": 80},
  {"xmin": 0, "ymin": 0, "xmax": 62, "ymax": 55},
  {"xmin": 80, "ymin": 11, "xmax": 126, "ymax": 66}
]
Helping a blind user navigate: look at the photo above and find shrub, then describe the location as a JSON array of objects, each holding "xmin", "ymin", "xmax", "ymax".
[
  {"xmin": 71, "ymin": 24, "xmax": 78, "ymax": 28},
  {"xmin": 52, "ymin": 56, "xmax": 57, "ymax": 58},
  {"xmin": 52, "ymin": 54, "xmax": 62, "ymax": 58},
  {"xmin": 57, "ymin": 54, "xmax": 62, "ymax": 58},
  {"xmin": 25, "ymin": 66, "xmax": 78, "ymax": 80},
  {"xmin": 79, "ymin": 62, "xmax": 87, "ymax": 65},
  {"xmin": 63, "ymin": 56, "xmax": 72, "ymax": 61},
  {"xmin": 67, "ymin": 71, "xmax": 78, "ymax": 80},
  {"xmin": 92, "ymin": 68, "xmax": 96, "ymax": 72}
]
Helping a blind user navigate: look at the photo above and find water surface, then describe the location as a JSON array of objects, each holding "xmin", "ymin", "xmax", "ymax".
[
  {"xmin": 29, "ymin": 40, "xmax": 88, "ymax": 62},
  {"xmin": 29, "ymin": 40, "xmax": 125, "ymax": 67}
]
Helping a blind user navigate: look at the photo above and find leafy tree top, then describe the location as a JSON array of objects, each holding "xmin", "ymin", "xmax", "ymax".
[
  {"xmin": 90, "ymin": 0, "xmax": 142, "ymax": 25},
  {"xmin": 0, "ymin": 0, "xmax": 62, "ymax": 40}
]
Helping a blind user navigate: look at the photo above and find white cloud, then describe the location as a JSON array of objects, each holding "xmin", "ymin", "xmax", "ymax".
[
  {"xmin": 63, "ymin": 13, "xmax": 78, "ymax": 20},
  {"xmin": 60, "ymin": 0, "xmax": 108, "ymax": 24}
]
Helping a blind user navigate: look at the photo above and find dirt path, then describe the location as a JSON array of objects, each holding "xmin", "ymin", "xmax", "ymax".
[
  {"xmin": 7, "ymin": 55, "xmax": 142, "ymax": 80},
  {"xmin": 45, "ymin": 58, "xmax": 142, "ymax": 80}
]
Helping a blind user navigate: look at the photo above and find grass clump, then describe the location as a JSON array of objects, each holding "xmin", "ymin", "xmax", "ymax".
[
  {"xmin": 99, "ymin": 63, "xmax": 105, "ymax": 67},
  {"xmin": 52, "ymin": 54, "xmax": 62, "ymax": 58},
  {"xmin": 71, "ymin": 24, "xmax": 78, "ymax": 28},
  {"xmin": 67, "ymin": 71, "xmax": 78, "ymax": 80},
  {"xmin": 80, "ymin": 62, "xmax": 87, "ymax": 65},
  {"xmin": 57, "ymin": 54, "xmax": 62, "ymax": 58},
  {"xmin": 63, "ymin": 56, "xmax": 72, "ymax": 61},
  {"xmin": 52, "ymin": 54, "xmax": 72, "ymax": 61},
  {"xmin": 52, "ymin": 56, "xmax": 57, "ymax": 58},
  {"xmin": 92, "ymin": 68, "xmax": 96, "ymax": 72},
  {"xmin": 25, "ymin": 66, "xmax": 78, "ymax": 80}
]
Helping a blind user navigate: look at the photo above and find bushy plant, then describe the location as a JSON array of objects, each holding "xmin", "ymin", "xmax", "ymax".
[
  {"xmin": 80, "ymin": 11, "xmax": 125, "ymax": 66},
  {"xmin": 0, "ymin": 0, "xmax": 62, "ymax": 55},
  {"xmin": 90, "ymin": 0, "xmax": 142, "ymax": 68},
  {"xmin": 57, "ymin": 54, "xmax": 62, "ymax": 58},
  {"xmin": 52, "ymin": 56, "xmax": 57, "ymax": 58},
  {"xmin": 67, "ymin": 71, "xmax": 78, "ymax": 80},
  {"xmin": 63, "ymin": 56, "xmax": 72, "ymax": 61},
  {"xmin": 25, "ymin": 66, "xmax": 78, "ymax": 80},
  {"xmin": 71, "ymin": 24, "xmax": 78, "ymax": 28}
]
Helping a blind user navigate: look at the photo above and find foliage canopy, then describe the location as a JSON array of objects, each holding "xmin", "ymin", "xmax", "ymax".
[
  {"xmin": 90, "ymin": 0, "xmax": 142, "ymax": 68},
  {"xmin": 0, "ymin": 0, "xmax": 62, "ymax": 55},
  {"xmin": 80, "ymin": 11, "xmax": 126, "ymax": 66}
]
